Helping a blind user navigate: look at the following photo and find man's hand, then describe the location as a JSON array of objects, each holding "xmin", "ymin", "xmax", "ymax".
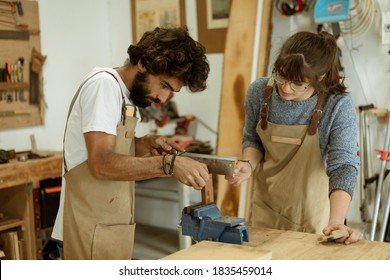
[
  {"xmin": 172, "ymin": 156, "xmax": 209, "ymax": 190},
  {"xmin": 149, "ymin": 135, "xmax": 184, "ymax": 155},
  {"xmin": 136, "ymin": 135, "xmax": 184, "ymax": 156}
]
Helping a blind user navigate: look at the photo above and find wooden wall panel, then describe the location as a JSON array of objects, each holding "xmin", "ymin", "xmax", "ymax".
[{"xmin": 0, "ymin": 1, "xmax": 45, "ymax": 130}]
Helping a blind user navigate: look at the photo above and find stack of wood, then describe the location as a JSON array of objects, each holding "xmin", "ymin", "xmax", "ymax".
[{"xmin": 0, "ymin": 212, "xmax": 24, "ymax": 260}]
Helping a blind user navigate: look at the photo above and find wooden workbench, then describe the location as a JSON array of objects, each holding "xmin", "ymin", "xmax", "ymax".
[
  {"xmin": 0, "ymin": 151, "xmax": 62, "ymax": 259},
  {"xmin": 163, "ymin": 227, "xmax": 390, "ymax": 260}
]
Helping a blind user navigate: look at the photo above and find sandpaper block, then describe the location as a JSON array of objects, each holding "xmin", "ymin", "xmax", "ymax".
[{"xmin": 319, "ymin": 229, "xmax": 348, "ymax": 242}]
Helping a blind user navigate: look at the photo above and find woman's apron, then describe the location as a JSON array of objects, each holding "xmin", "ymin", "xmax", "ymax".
[
  {"xmin": 251, "ymin": 84, "xmax": 330, "ymax": 233},
  {"xmin": 63, "ymin": 72, "xmax": 137, "ymax": 259}
]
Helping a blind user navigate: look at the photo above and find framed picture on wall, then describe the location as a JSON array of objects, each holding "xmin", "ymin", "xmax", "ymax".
[
  {"xmin": 131, "ymin": 0, "xmax": 186, "ymax": 43},
  {"xmin": 197, "ymin": 0, "xmax": 230, "ymax": 53}
]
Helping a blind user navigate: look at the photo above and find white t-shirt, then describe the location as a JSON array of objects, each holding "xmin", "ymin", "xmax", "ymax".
[{"xmin": 51, "ymin": 67, "xmax": 135, "ymax": 241}]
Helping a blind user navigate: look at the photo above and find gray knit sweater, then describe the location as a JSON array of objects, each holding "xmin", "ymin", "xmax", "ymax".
[{"xmin": 242, "ymin": 77, "xmax": 360, "ymax": 198}]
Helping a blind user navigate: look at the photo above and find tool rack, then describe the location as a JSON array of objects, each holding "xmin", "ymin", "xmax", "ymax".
[
  {"xmin": 0, "ymin": 1, "xmax": 45, "ymax": 130},
  {"xmin": 358, "ymin": 105, "xmax": 390, "ymax": 242}
]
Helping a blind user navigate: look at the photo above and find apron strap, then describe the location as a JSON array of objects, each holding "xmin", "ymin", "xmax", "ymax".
[
  {"xmin": 307, "ymin": 91, "xmax": 329, "ymax": 135},
  {"xmin": 63, "ymin": 71, "xmax": 127, "ymax": 173},
  {"xmin": 260, "ymin": 78, "xmax": 274, "ymax": 131}
]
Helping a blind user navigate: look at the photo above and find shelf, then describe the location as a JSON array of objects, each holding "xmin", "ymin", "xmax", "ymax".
[
  {"xmin": 0, "ymin": 82, "xmax": 29, "ymax": 91},
  {"xmin": 0, "ymin": 151, "xmax": 63, "ymax": 259},
  {"xmin": 0, "ymin": 218, "xmax": 25, "ymax": 232}
]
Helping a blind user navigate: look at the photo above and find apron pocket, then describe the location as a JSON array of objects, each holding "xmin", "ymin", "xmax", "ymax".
[
  {"xmin": 253, "ymin": 200, "xmax": 306, "ymax": 232},
  {"xmin": 92, "ymin": 223, "xmax": 136, "ymax": 260}
]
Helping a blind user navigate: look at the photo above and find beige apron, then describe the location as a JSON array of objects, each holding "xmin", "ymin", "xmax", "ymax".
[
  {"xmin": 251, "ymin": 85, "xmax": 329, "ymax": 234},
  {"xmin": 63, "ymin": 72, "xmax": 137, "ymax": 259}
]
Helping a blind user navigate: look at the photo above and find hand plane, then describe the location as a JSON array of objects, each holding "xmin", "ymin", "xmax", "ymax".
[{"xmin": 179, "ymin": 152, "xmax": 250, "ymax": 245}]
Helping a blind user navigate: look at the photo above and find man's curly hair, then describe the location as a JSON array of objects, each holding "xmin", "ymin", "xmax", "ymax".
[{"xmin": 127, "ymin": 26, "xmax": 210, "ymax": 92}]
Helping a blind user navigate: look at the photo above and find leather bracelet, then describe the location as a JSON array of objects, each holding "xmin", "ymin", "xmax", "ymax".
[
  {"xmin": 168, "ymin": 153, "xmax": 177, "ymax": 175},
  {"xmin": 162, "ymin": 154, "xmax": 169, "ymax": 175}
]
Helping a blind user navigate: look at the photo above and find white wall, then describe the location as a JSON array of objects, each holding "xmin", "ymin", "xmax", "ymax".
[
  {"xmin": 0, "ymin": 0, "xmax": 222, "ymax": 231},
  {"xmin": 0, "ymin": 0, "xmax": 221, "ymax": 153}
]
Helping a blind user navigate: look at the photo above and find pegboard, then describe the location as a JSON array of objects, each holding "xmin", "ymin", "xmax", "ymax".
[{"xmin": 0, "ymin": 1, "xmax": 46, "ymax": 130}]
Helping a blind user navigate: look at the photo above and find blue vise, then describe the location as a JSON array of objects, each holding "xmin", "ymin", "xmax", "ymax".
[{"xmin": 181, "ymin": 202, "xmax": 249, "ymax": 244}]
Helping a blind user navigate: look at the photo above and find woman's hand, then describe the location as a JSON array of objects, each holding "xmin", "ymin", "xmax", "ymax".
[
  {"xmin": 323, "ymin": 224, "xmax": 363, "ymax": 245},
  {"xmin": 225, "ymin": 161, "xmax": 252, "ymax": 185}
]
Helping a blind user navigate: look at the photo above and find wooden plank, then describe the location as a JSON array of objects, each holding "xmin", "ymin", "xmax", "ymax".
[
  {"xmin": 256, "ymin": 0, "xmax": 273, "ymax": 78},
  {"xmin": 162, "ymin": 240, "xmax": 272, "ymax": 260},
  {"xmin": 215, "ymin": 0, "xmax": 258, "ymax": 217},
  {"xmin": 216, "ymin": 0, "xmax": 273, "ymax": 217},
  {"xmin": 0, "ymin": 218, "xmax": 24, "ymax": 232},
  {"xmin": 247, "ymin": 227, "xmax": 390, "ymax": 260},
  {"xmin": 165, "ymin": 227, "xmax": 390, "ymax": 260},
  {"xmin": 243, "ymin": 1, "xmax": 273, "ymax": 223}
]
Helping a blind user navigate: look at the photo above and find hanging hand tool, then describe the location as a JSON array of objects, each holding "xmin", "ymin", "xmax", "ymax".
[
  {"xmin": 13, "ymin": 1, "xmax": 23, "ymax": 16},
  {"xmin": 5, "ymin": 62, "xmax": 11, "ymax": 82},
  {"xmin": 0, "ymin": 1, "xmax": 27, "ymax": 29},
  {"xmin": 3, "ymin": 62, "xmax": 13, "ymax": 103},
  {"xmin": 30, "ymin": 48, "xmax": 47, "ymax": 105},
  {"xmin": 17, "ymin": 57, "xmax": 25, "ymax": 102}
]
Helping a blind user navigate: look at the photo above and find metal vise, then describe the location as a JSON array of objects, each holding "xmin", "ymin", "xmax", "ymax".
[{"xmin": 181, "ymin": 202, "xmax": 249, "ymax": 245}]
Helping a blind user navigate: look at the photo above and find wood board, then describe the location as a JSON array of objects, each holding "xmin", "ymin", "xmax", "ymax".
[
  {"xmin": 163, "ymin": 227, "xmax": 390, "ymax": 260},
  {"xmin": 162, "ymin": 240, "xmax": 272, "ymax": 260},
  {"xmin": 215, "ymin": 0, "xmax": 273, "ymax": 217},
  {"xmin": 247, "ymin": 227, "xmax": 390, "ymax": 260}
]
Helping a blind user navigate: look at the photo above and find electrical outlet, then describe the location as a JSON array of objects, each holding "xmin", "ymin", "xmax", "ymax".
[{"xmin": 382, "ymin": 12, "xmax": 390, "ymax": 45}]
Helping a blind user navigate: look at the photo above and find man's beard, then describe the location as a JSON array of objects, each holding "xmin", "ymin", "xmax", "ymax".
[{"xmin": 130, "ymin": 72, "xmax": 155, "ymax": 108}]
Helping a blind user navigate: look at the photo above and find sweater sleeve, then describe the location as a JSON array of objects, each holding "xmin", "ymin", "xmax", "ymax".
[
  {"xmin": 242, "ymin": 79, "xmax": 266, "ymax": 154},
  {"xmin": 324, "ymin": 94, "xmax": 359, "ymax": 198}
]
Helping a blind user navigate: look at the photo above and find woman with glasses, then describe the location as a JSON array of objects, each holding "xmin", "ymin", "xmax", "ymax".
[{"xmin": 226, "ymin": 31, "xmax": 363, "ymax": 244}]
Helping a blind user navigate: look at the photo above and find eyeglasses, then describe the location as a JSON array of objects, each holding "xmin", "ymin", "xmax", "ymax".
[{"xmin": 273, "ymin": 72, "xmax": 310, "ymax": 93}]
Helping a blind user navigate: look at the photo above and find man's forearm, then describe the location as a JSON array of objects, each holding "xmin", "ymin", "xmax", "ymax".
[{"xmin": 88, "ymin": 151, "xmax": 164, "ymax": 181}]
